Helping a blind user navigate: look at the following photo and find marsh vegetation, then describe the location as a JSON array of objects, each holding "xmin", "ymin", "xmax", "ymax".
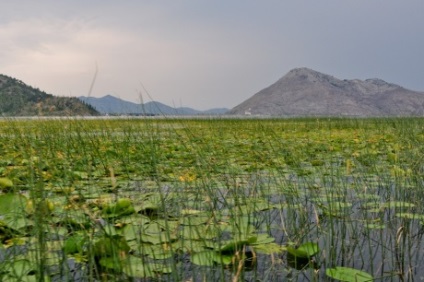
[{"xmin": 0, "ymin": 117, "xmax": 423, "ymax": 281}]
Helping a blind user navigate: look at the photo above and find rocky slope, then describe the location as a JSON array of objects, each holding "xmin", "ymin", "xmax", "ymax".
[{"xmin": 229, "ymin": 68, "xmax": 424, "ymax": 117}]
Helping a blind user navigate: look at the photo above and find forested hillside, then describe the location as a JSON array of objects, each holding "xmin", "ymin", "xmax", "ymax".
[{"xmin": 0, "ymin": 74, "xmax": 99, "ymax": 116}]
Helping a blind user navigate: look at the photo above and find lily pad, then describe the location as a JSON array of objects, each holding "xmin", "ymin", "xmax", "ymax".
[
  {"xmin": 63, "ymin": 233, "xmax": 88, "ymax": 254},
  {"xmin": 382, "ymin": 201, "xmax": 415, "ymax": 209},
  {"xmin": 0, "ymin": 193, "xmax": 27, "ymax": 215},
  {"xmin": 395, "ymin": 212, "xmax": 424, "ymax": 220},
  {"xmin": 93, "ymin": 235, "xmax": 130, "ymax": 258},
  {"xmin": 287, "ymin": 242, "xmax": 319, "ymax": 258},
  {"xmin": 1, "ymin": 259, "xmax": 36, "ymax": 280},
  {"xmin": 103, "ymin": 198, "xmax": 136, "ymax": 218},
  {"xmin": 326, "ymin": 266, "xmax": 373, "ymax": 282},
  {"xmin": 122, "ymin": 256, "xmax": 166, "ymax": 278},
  {"xmin": 190, "ymin": 251, "xmax": 221, "ymax": 266},
  {"xmin": 0, "ymin": 177, "xmax": 13, "ymax": 190}
]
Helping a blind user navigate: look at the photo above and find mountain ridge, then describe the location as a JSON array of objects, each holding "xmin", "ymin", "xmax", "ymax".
[
  {"xmin": 0, "ymin": 74, "xmax": 99, "ymax": 116},
  {"xmin": 78, "ymin": 95, "xmax": 228, "ymax": 116},
  {"xmin": 229, "ymin": 67, "xmax": 424, "ymax": 116}
]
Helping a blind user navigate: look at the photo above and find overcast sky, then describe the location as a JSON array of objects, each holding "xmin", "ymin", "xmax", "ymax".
[{"xmin": 1, "ymin": 1, "xmax": 423, "ymax": 110}]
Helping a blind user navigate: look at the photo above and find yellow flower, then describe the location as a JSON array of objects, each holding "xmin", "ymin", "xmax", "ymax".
[{"xmin": 179, "ymin": 172, "xmax": 196, "ymax": 182}]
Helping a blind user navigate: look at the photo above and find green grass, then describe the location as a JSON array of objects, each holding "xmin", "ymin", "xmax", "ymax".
[{"xmin": 0, "ymin": 117, "xmax": 423, "ymax": 281}]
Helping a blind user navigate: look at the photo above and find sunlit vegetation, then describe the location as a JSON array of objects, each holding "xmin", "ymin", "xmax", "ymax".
[{"xmin": 0, "ymin": 117, "xmax": 423, "ymax": 281}]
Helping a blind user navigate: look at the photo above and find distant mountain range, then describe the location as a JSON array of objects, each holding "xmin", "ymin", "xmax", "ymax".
[
  {"xmin": 3, "ymin": 68, "xmax": 424, "ymax": 118},
  {"xmin": 0, "ymin": 74, "xmax": 98, "ymax": 116},
  {"xmin": 229, "ymin": 68, "xmax": 424, "ymax": 117},
  {"xmin": 78, "ymin": 95, "xmax": 228, "ymax": 116}
]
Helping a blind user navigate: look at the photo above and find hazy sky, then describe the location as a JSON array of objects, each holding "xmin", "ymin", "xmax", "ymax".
[{"xmin": 1, "ymin": 1, "xmax": 423, "ymax": 110}]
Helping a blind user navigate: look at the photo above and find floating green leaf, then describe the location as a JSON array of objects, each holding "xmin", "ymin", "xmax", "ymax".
[
  {"xmin": 63, "ymin": 233, "xmax": 87, "ymax": 254},
  {"xmin": 396, "ymin": 212, "xmax": 424, "ymax": 220},
  {"xmin": 123, "ymin": 256, "xmax": 172, "ymax": 278},
  {"xmin": 102, "ymin": 198, "xmax": 135, "ymax": 218},
  {"xmin": 98, "ymin": 256, "xmax": 125, "ymax": 272},
  {"xmin": 382, "ymin": 201, "xmax": 415, "ymax": 209},
  {"xmin": 181, "ymin": 215, "xmax": 210, "ymax": 226},
  {"xmin": 0, "ymin": 177, "xmax": 13, "ymax": 190},
  {"xmin": 1, "ymin": 259, "xmax": 36, "ymax": 280},
  {"xmin": 287, "ymin": 242, "xmax": 319, "ymax": 258},
  {"xmin": 326, "ymin": 266, "xmax": 373, "ymax": 282},
  {"xmin": 253, "ymin": 242, "xmax": 283, "ymax": 254},
  {"xmin": 0, "ymin": 193, "xmax": 27, "ymax": 215},
  {"xmin": 191, "ymin": 251, "xmax": 220, "ymax": 266},
  {"xmin": 250, "ymin": 233, "xmax": 275, "ymax": 245},
  {"xmin": 219, "ymin": 239, "xmax": 251, "ymax": 254},
  {"xmin": 93, "ymin": 235, "xmax": 130, "ymax": 258},
  {"xmin": 365, "ymin": 223, "xmax": 386, "ymax": 230}
]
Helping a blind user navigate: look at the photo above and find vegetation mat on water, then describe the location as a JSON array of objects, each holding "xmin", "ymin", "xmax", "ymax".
[{"xmin": 0, "ymin": 117, "xmax": 423, "ymax": 281}]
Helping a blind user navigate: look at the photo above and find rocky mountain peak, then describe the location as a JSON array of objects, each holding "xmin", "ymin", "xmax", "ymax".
[
  {"xmin": 229, "ymin": 68, "xmax": 424, "ymax": 117},
  {"xmin": 283, "ymin": 67, "xmax": 341, "ymax": 85}
]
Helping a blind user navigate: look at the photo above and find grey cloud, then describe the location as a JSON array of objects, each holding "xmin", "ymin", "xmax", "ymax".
[{"xmin": 1, "ymin": 1, "xmax": 424, "ymax": 110}]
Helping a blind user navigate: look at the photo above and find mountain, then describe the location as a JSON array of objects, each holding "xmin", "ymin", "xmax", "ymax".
[
  {"xmin": 0, "ymin": 74, "xmax": 99, "ymax": 116},
  {"xmin": 229, "ymin": 68, "xmax": 424, "ymax": 117},
  {"xmin": 78, "ymin": 95, "xmax": 228, "ymax": 115}
]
